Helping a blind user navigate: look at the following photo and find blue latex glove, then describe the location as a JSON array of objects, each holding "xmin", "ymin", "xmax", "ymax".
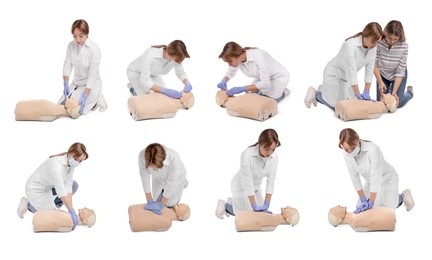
[
  {"xmin": 366, "ymin": 200, "xmax": 374, "ymax": 210},
  {"xmin": 354, "ymin": 197, "xmax": 368, "ymax": 214},
  {"xmin": 79, "ymin": 93, "xmax": 88, "ymax": 115},
  {"xmin": 226, "ymin": 86, "xmax": 248, "ymax": 96},
  {"xmin": 63, "ymin": 80, "xmax": 69, "ymax": 97},
  {"xmin": 360, "ymin": 90, "xmax": 371, "ymax": 100},
  {"xmin": 144, "ymin": 202, "xmax": 164, "ymax": 215},
  {"xmin": 251, "ymin": 203, "xmax": 259, "ymax": 212},
  {"xmin": 160, "ymin": 87, "xmax": 182, "ymax": 99},
  {"xmin": 355, "ymin": 93, "xmax": 364, "ymax": 100},
  {"xmin": 69, "ymin": 208, "xmax": 79, "ymax": 230},
  {"xmin": 256, "ymin": 201, "xmax": 270, "ymax": 211},
  {"xmin": 217, "ymin": 79, "xmax": 228, "ymax": 90},
  {"xmin": 262, "ymin": 210, "xmax": 273, "ymax": 214},
  {"xmin": 183, "ymin": 82, "xmax": 192, "ymax": 93}
]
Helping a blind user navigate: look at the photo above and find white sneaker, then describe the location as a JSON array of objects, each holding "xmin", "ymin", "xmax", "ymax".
[
  {"xmin": 402, "ymin": 189, "xmax": 415, "ymax": 211},
  {"xmin": 304, "ymin": 86, "xmax": 317, "ymax": 108},
  {"xmin": 215, "ymin": 199, "xmax": 226, "ymax": 219},
  {"xmin": 283, "ymin": 88, "xmax": 291, "ymax": 97},
  {"xmin": 97, "ymin": 94, "xmax": 108, "ymax": 112},
  {"xmin": 17, "ymin": 197, "xmax": 28, "ymax": 219}
]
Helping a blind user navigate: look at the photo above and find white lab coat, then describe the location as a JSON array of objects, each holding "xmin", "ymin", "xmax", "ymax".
[
  {"xmin": 231, "ymin": 145, "xmax": 278, "ymax": 214},
  {"xmin": 127, "ymin": 47, "xmax": 188, "ymax": 95},
  {"xmin": 62, "ymin": 38, "xmax": 103, "ymax": 114},
  {"xmin": 224, "ymin": 49, "xmax": 290, "ymax": 99},
  {"xmin": 343, "ymin": 140, "xmax": 399, "ymax": 208},
  {"xmin": 321, "ymin": 36, "xmax": 376, "ymax": 107},
  {"xmin": 139, "ymin": 147, "xmax": 187, "ymax": 207},
  {"xmin": 25, "ymin": 155, "xmax": 74, "ymax": 211}
]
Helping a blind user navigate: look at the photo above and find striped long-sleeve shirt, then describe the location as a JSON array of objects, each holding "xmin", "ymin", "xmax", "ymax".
[{"xmin": 375, "ymin": 39, "xmax": 408, "ymax": 81}]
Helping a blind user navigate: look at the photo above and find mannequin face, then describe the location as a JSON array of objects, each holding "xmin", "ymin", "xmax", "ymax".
[
  {"xmin": 78, "ymin": 207, "xmax": 95, "ymax": 225},
  {"xmin": 281, "ymin": 206, "xmax": 295, "ymax": 218},
  {"xmin": 330, "ymin": 205, "xmax": 347, "ymax": 219},
  {"xmin": 173, "ymin": 203, "xmax": 190, "ymax": 220},
  {"xmin": 259, "ymin": 142, "xmax": 277, "ymax": 157}
]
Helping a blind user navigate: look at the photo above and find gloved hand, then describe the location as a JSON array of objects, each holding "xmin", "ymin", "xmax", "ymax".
[
  {"xmin": 256, "ymin": 201, "xmax": 270, "ymax": 211},
  {"xmin": 160, "ymin": 87, "xmax": 182, "ymax": 99},
  {"xmin": 226, "ymin": 86, "xmax": 248, "ymax": 96},
  {"xmin": 69, "ymin": 208, "xmax": 79, "ymax": 230},
  {"xmin": 79, "ymin": 93, "xmax": 88, "ymax": 115},
  {"xmin": 217, "ymin": 79, "xmax": 228, "ymax": 91},
  {"xmin": 354, "ymin": 197, "xmax": 368, "ymax": 214},
  {"xmin": 360, "ymin": 90, "xmax": 371, "ymax": 100},
  {"xmin": 366, "ymin": 200, "xmax": 374, "ymax": 210},
  {"xmin": 251, "ymin": 203, "xmax": 259, "ymax": 212},
  {"xmin": 355, "ymin": 93, "xmax": 364, "ymax": 100},
  {"xmin": 144, "ymin": 202, "xmax": 164, "ymax": 215},
  {"xmin": 63, "ymin": 80, "xmax": 69, "ymax": 97},
  {"xmin": 183, "ymin": 82, "xmax": 192, "ymax": 93},
  {"xmin": 262, "ymin": 210, "xmax": 273, "ymax": 214}
]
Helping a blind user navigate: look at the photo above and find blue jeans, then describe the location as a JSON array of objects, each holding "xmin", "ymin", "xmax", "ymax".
[
  {"xmin": 155, "ymin": 189, "xmax": 176, "ymax": 208},
  {"xmin": 225, "ymin": 202, "xmax": 235, "ymax": 216},
  {"xmin": 28, "ymin": 181, "xmax": 79, "ymax": 213},
  {"xmin": 315, "ymin": 91, "xmax": 335, "ymax": 111},
  {"xmin": 376, "ymin": 70, "xmax": 412, "ymax": 108}
]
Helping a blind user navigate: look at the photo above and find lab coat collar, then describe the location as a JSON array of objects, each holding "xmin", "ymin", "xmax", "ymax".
[
  {"xmin": 155, "ymin": 47, "xmax": 164, "ymax": 59},
  {"xmin": 245, "ymin": 49, "xmax": 254, "ymax": 62},
  {"xmin": 359, "ymin": 140, "xmax": 371, "ymax": 152},
  {"xmin": 162, "ymin": 147, "xmax": 171, "ymax": 166},
  {"xmin": 73, "ymin": 37, "xmax": 92, "ymax": 48},
  {"xmin": 252, "ymin": 145, "xmax": 273, "ymax": 159},
  {"xmin": 355, "ymin": 36, "xmax": 363, "ymax": 47},
  {"xmin": 57, "ymin": 154, "xmax": 69, "ymax": 167}
]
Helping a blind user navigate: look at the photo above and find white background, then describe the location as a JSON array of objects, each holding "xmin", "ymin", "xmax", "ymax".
[{"xmin": 1, "ymin": 0, "xmax": 430, "ymax": 259}]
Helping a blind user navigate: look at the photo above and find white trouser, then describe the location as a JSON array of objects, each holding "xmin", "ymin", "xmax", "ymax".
[{"xmin": 127, "ymin": 69, "xmax": 166, "ymax": 95}]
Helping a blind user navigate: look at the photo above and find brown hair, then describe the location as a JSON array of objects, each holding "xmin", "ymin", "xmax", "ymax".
[
  {"xmin": 218, "ymin": 42, "xmax": 257, "ymax": 62},
  {"xmin": 250, "ymin": 129, "xmax": 281, "ymax": 148},
  {"xmin": 49, "ymin": 142, "xmax": 89, "ymax": 160},
  {"xmin": 338, "ymin": 128, "xmax": 359, "ymax": 149},
  {"xmin": 384, "ymin": 20, "xmax": 406, "ymax": 42},
  {"xmin": 71, "ymin": 19, "xmax": 89, "ymax": 35},
  {"xmin": 345, "ymin": 22, "xmax": 382, "ymax": 42},
  {"xmin": 152, "ymin": 40, "xmax": 190, "ymax": 62},
  {"xmin": 144, "ymin": 143, "xmax": 166, "ymax": 168}
]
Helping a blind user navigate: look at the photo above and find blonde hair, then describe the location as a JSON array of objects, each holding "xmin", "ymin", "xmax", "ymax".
[
  {"xmin": 384, "ymin": 20, "xmax": 406, "ymax": 42},
  {"xmin": 71, "ymin": 19, "xmax": 89, "ymax": 35},
  {"xmin": 152, "ymin": 40, "xmax": 190, "ymax": 62},
  {"xmin": 218, "ymin": 42, "xmax": 257, "ymax": 62},
  {"xmin": 346, "ymin": 22, "xmax": 382, "ymax": 42},
  {"xmin": 144, "ymin": 143, "xmax": 166, "ymax": 168},
  {"xmin": 49, "ymin": 142, "xmax": 89, "ymax": 160},
  {"xmin": 250, "ymin": 128, "xmax": 281, "ymax": 148}
]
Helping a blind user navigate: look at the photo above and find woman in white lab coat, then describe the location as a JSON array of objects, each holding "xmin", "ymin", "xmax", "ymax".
[
  {"xmin": 62, "ymin": 19, "xmax": 107, "ymax": 115},
  {"xmin": 16, "ymin": 143, "xmax": 88, "ymax": 230},
  {"xmin": 217, "ymin": 42, "xmax": 290, "ymax": 102},
  {"xmin": 139, "ymin": 143, "xmax": 187, "ymax": 212},
  {"xmin": 215, "ymin": 129, "xmax": 280, "ymax": 219},
  {"xmin": 304, "ymin": 22, "xmax": 383, "ymax": 111},
  {"xmin": 338, "ymin": 128, "xmax": 414, "ymax": 214},
  {"xmin": 127, "ymin": 40, "xmax": 192, "ymax": 99}
]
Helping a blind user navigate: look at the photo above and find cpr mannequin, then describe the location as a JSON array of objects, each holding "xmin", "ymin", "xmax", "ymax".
[
  {"xmin": 128, "ymin": 92, "xmax": 195, "ymax": 121},
  {"xmin": 32, "ymin": 207, "xmax": 96, "ymax": 232},
  {"xmin": 335, "ymin": 94, "xmax": 397, "ymax": 121},
  {"xmin": 15, "ymin": 98, "xmax": 80, "ymax": 121},
  {"xmin": 235, "ymin": 206, "xmax": 299, "ymax": 232},
  {"xmin": 328, "ymin": 205, "xmax": 395, "ymax": 232},
  {"xmin": 128, "ymin": 203, "xmax": 190, "ymax": 232},
  {"xmin": 216, "ymin": 90, "xmax": 278, "ymax": 121}
]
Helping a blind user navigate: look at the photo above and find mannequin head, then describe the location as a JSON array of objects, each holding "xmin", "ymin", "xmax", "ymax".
[
  {"xmin": 174, "ymin": 203, "xmax": 190, "ymax": 221},
  {"xmin": 78, "ymin": 208, "xmax": 96, "ymax": 227},
  {"xmin": 382, "ymin": 94, "xmax": 397, "ymax": 112},
  {"xmin": 328, "ymin": 205, "xmax": 347, "ymax": 227},
  {"xmin": 65, "ymin": 98, "xmax": 80, "ymax": 119},
  {"xmin": 281, "ymin": 206, "xmax": 300, "ymax": 226}
]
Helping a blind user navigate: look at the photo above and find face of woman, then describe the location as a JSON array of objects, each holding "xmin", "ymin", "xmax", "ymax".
[
  {"xmin": 259, "ymin": 142, "xmax": 277, "ymax": 158},
  {"xmin": 341, "ymin": 141, "xmax": 359, "ymax": 154},
  {"xmin": 362, "ymin": 36, "xmax": 381, "ymax": 49},
  {"xmin": 67, "ymin": 153, "xmax": 86, "ymax": 164},
  {"xmin": 226, "ymin": 55, "xmax": 243, "ymax": 67},
  {"xmin": 385, "ymin": 34, "xmax": 400, "ymax": 47},
  {"xmin": 72, "ymin": 28, "xmax": 88, "ymax": 45}
]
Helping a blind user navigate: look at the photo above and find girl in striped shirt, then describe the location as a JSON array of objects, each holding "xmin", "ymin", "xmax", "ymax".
[{"xmin": 374, "ymin": 20, "xmax": 413, "ymax": 108}]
